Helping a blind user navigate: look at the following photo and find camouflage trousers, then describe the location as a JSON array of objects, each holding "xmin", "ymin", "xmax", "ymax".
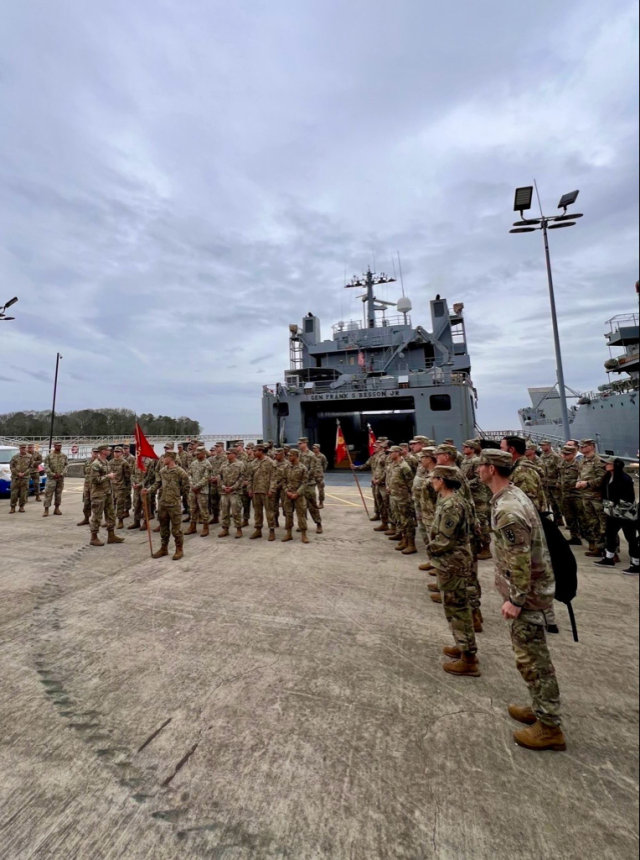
[
  {"xmin": 437, "ymin": 567, "xmax": 477, "ymax": 655},
  {"xmin": 273, "ymin": 488, "xmax": 286, "ymax": 524},
  {"xmin": 44, "ymin": 477, "xmax": 64, "ymax": 509},
  {"xmin": 304, "ymin": 485, "xmax": 322, "ymax": 526},
  {"xmin": 318, "ymin": 480, "xmax": 326, "ymax": 506},
  {"xmin": 221, "ymin": 492, "xmax": 243, "ymax": 529},
  {"xmin": 91, "ymin": 491, "xmax": 115, "ymax": 533},
  {"xmin": 376, "ymin": 485, "xmax": 390, "ymax": 524},
  {"xmin": 82, "ymin": 482, "xmax": 92, "ymax": 519},
  {"xmin": 189, "ymin": 490, "xmax": 209, "ymax": 524},
  {"xmin": 253, "ymin": 493, "xmax": 275, "ymax": 530},
  {"xmin": 413, "ymin": 491, "xmax": 426, "ymax": 543},
  {"xmin": 284, "ymin": 494, "xmax": 308, "ymax": 532},
  {"xmin": 159, "ymin": 502, "xmax": 183, "ymax": 547},
  {"xmin": 510, "ymin": 614, "xmax": 562, "ymax": 728},
  {"xmin": 467, "ymin": 559, "xmax": 482, "ymax": 611},
  {"xmin": 561, "ymin": 493, "xmax": 585, "ymax": 540},
  {"xmin": 392, "ymin": 497, "xmax": 415, "ymax": 540},
  {"xmin": 546, "ymin": 485, "xmax": 564, "ymax": 522},
  {"xmin": 208, "ymin": 487, "xmax": 221, "ymax": 520},
  {"xmin": 132, "ymin": 487, "xmax": 144, "ymax": 523},
  {"xmin": 10, "ymin": 477, "xmax": 29, "ymax": 508},
  {"xmin": 30, "ymin": 471, "xmax": 41, "ymax": 496},
  {"xmin": 475, "ymin": 503, "xmax": 492, "ymax": 550},
  {"xmin": 241, "ymin": 488, "xmax": 252, "ymax": 522},
  {"xmin": 582, "ymin": 496, "xmax": 606, "ymax": 549},
  {"xmin": 114, "ymin": 487, "xmax": 130, "ymax": 519}
]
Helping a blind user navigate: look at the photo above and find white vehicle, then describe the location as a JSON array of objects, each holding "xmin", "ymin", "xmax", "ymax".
[{"xmin": 0, "ymin": 445, "xmax": 47, "ymax": 496}]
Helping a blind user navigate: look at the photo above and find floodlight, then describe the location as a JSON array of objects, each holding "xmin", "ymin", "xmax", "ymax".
[
  {"xmin": 510, "ymin": 227, "xmax": 537, "ymax": 234},
  {"xmin": 558, "ymin": 190, "xmax": 579, "ymax": 210},
  {"xmin": 555, "ymin": 213, "xmax": 583, "ymax": 221},
  {"xmin": 513, "ymin": 219, "xmax": 541, "ymax": 227},
  {"xmin": 514, "ymin": 186, "xmax": 534, "ymax": 212},
  {"xmin": 4, "ymin": 297, "xmax": 18, "ymax": 309},
  {"xmin": 548, "ymin": 221, "xmax": 576, "ymax": 229},
  {"xmin": 0, "ymin": 316, "xmax": 15, "ymax": 321}
]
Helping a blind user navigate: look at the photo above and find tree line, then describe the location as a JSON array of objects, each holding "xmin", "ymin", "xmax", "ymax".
[{"xmin": 0, "ymin": 409, "xmax": 201, "ymax": 438}]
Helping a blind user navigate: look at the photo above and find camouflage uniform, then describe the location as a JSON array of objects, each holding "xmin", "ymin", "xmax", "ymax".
[
  {"xmin": 442, "ymin": 464, "xmax": 482, "ymax": 611},
  {"xmin": 110, "ymin": 457, "xmax": 132, "ymax": 521},
  {"xmin": 300, "ymin": 451, "xmax": 323, "ymax": 527},
  {"xmin": 315, "ymin": 450, "xmax": 328, "ymax": 506},
  {"xmin": 272, "ymin": 456, "xmax": 288, "ymax": 525},
  {"xmin": 150, "ymin": 466, "xmax": 190, "ymax": 548},
  {"xmin": 559, "ymin": 455, "xmax": 585, "ymax": 541},
  {"xmin": 579, "ymin": 453, "xmax": 607, "ymax": 550},
  {"xmin": 28, "ymin": 449, "xmax": 43, "ymax": 498},
  {"xmin": 540, "ymin": 449, "xmax": 564, "ymax": 523},
  {"xmin": 144, "ymin": 459, "xmax": 159, "ymax": 516},
  {"xmin": 373, "ymin": 452, "xmax": 390, "ymax": 525},
  {"xmin": 387, "ymin": 458, "xmax": 416, "ymax": 541},
  {"xmin": 355, "ymin": 451, "xmax": 381, "ymax": 516},
  {"xmin": 511, "ymin": 458, "xmax": 547, "ymax": 514},
  {"xmin": 412, "ymin": 461, "xmax": 429, "ymax": 543},
  {"xmin": 219, "ymin": 460, "xmax": 245, "ymax": 529},
  {"xmin": 188, "ymin": 458, "xmax": 212, "ymax": 524},
  {"xmin": 131, "ymin": 462, "xmax": 147, "ymax": 524},
  {"xmin": 249, "ymin": 456, "xmax": 276, "ymax": 530},
  {"xmin": 235, "ymin": 451, "xmax": 252, "ymax": 523},
  {"xmin": 492, "ymin": 484, "xmax": 562, "ymax": 728},
  {"xmin": 281, "ymin": 461, "xmax": 308, "ymax": 533},
  {"xmin": 428, "ymin": 494, "xmax": 477, "ymax": 655},
  {"xmin": 44, "ymin": 452, "xmax": 69, "ymax": 510},
  {"xmin": 419, "ymin": 474, "xmax": 438, "ymax": 548},
  {"xmin": 461, "ymin": 454, "xmax": 492, "ymax": 553},
  {"xmin": 9, "ymin": 452, "xmax": 31, "ymax": 508},
  {"xmin": 89, "ymin": 459, "xmax": 116, "ymax": 534},
  {"xmin": 82, "ymin": 456, "xmax": 96, "ymax": 520},
  {"xmin": 207, "ymin": 452, "xmax": 226, "ymax": 521}
]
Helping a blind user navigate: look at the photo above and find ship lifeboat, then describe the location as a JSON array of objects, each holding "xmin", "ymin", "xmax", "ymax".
[
  {"xmin": 604, "ymin": 358, "xmax": 620, "ymax": 371},
  {"xmin": 578, "ymin": 396, "xmax": 591, "ymax": 405}
]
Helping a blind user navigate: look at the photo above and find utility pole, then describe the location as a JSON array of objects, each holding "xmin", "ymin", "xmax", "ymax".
[{"xmin": 48, "ymin": 353, "xmax": 62, "ymax": 452}]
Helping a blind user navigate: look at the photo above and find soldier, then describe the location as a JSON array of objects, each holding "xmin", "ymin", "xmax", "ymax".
[
  {"xmin": 354, "ymin": 439, "xmax": 383, "ymax": 521},
  {"xmin": 143, "ymin": 451, "xmax": 188, "ymax": 560},
  {"xmin": 248, "ymin": 444, "xmax": 277, "ymax": 540},
  {"xmin": 272, "ymin": 448, "xmax": 288, "ymax": 527},
  {"xmin": 410, "ymin": 437, "xmax": 429, "ymax": 546},
  {"xmin": 559, "ymin": 444, "xmax": 586, "ymax": 545},
  {"xmin": 218, "ymin": 448, "xmax": 245, "ymax": 538},
  {"xmin": 128, "ymin": 456, "xmax": 148, "ymax": 531},
  {"xmin": 312, "ymin": 444, "xmax": 328, "ymax": 509},
  {"xmin": 110, "ymin": 447, "xmax": 132, "ymax": 529},
  {"xmin": 371, "ymin": 441, "xmax": 391, "ymax": 532},
  {"xmin": 280, "ymin": 449, "xmax": 309, "ymax": 543},
  {"xmin": 121, "ymin": 445, "xmax": 135, "ymax": 518},
  {"xmin": 43, "ymin": 442, "xmax": 69, "ymax": 517},
  {"xmin": 525, "ymin": 442, "xmax": 546, "ymax": 481},
  {"xmin": 576, "ymin": 438, "xmax": 608, "ymax": 557},
  {"xmin": 207, "ymin": 443, "xmax": 226, "ymax": 525},
  {"xmin": 186, "ymin": 446, "xmax": 212, "ymax": 537},
  {"xmin": 443, "ymin": 438, "xmax": 464, "ymax": 468},
  {"xmin": 88, "ymin": 446, "xmax": 125, "ymax": 548},
  {"xmin": 77, "ymin": 448, "xmax": 100, "ymax": 526},
  {"xmin": 386, "ymin": 446, "xmax": 417, "ymax": 554},
  {"xmin": 427, "ymin": 465, "xmax": 480, "ymax": 678},
  {"xmin": 501, "ymin": 436, "xmax": 547, "ymax": 514},
  {"xmin": 27, "ymin": 444, "xmax": 43, "ymax": 502},
  {"xmin": 540, "ymin": 440, "xmax": 565, "ymax": 526},
  {"xmin": 298, "ymin": 438, "xmax": 323, "ymax": 534},
  {"xmin": 145, "ymin": 454, "xmax": 160, "ymax": 522},
  {"xmin": 478, "ymin": 449, "xmax": 566, "ymax": 752},
  {"xmin": 9, "ymin": 443, "xmax": 31, "ymax": 513},
  {"xmin": 234, "ymin": 441, "xmax": 251, "ymax": 526},
  {"xmin": 418, "ymin": 448, "xmax": 439, "ymax": 571},
  {"xmin": 461, "ymin": 439, "xmax": 493, "ymax": 561}
]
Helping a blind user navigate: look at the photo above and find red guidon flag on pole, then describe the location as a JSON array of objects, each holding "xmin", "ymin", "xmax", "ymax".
[
  {"xmin": 134, "ymin": 423, "xmax": 159, "ymax": 472},
  {"xmin": 368, "ymin": 424, "xmax": 377, "ymax": 456},
  {"xmin": 335, "ymin": 421, "xmax": 348, "ymax": 465}
]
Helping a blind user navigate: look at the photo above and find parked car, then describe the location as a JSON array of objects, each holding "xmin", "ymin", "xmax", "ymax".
[{"xmin": 0, "ymin": 445, "xmax": 47, "ymax": 497}]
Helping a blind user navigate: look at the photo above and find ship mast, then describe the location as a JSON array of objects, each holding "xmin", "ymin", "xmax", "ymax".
[{"xmin": 345, "ymin": 268, "xmax": 396, "ymax": 328}]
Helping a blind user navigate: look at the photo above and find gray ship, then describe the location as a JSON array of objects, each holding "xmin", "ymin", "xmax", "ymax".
[
  {"xmin": 262, "ymin": 270, "xmax": 477, "ymax": 465},
  {"xmin": 519, "ymin": 307, "xmax": 639, "ymax": 459}
]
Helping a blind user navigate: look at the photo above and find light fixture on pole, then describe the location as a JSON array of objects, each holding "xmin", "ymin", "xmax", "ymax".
[
  {"xmin": 509, "ymin": 185, "xmax": 584, "ymax": 442},
  {"xmin": 0, "ymin": 296, "xmax": 18, "ymax": 322}
]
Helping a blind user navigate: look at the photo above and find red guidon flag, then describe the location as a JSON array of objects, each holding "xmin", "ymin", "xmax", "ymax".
[
  {"xmin": 134, "ymin": 423, "xmax": 159, "ymax": 472},
  {"xmin": 335, "ymin": 422, "xmax": 348, "ymax": 465},
  {"xmin": 368, "ymin": 424, "xmax": 377, "ymax": 456}
]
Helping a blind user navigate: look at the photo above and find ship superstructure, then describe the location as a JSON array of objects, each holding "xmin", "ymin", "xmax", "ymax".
[{"xmin": 262, "ymin": 270, "xmax": 477, "ymax": 464}]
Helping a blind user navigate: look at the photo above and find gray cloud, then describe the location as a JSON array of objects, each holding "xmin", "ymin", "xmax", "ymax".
[{"xmin": 0, "ymin": 0, "xmax": 637, "ymax": 432}]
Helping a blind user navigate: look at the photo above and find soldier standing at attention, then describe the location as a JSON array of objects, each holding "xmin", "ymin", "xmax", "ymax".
[
  {"xmin": 9, "ymin": 443, "xmax": 31, "ymax": 513},
  {"xmin": 576, "ymin": 438, "xmax": 608, "ymax": 558},
  {"xmin": 27, "ymin": 444, "xmax": 43, "ymax": 502},
  {"xmin": 121, "ymin": 445, "xmax": 135, "ymax": 518},
  {"xmin": 280, "ymin": 449, "xmax": 309, "ymax": 543},
  {"xmin": 43, "ymin": 442, "xmax": 68, "ymax": 517},
  {"xmin": 312, "ymin": 444, "xmax": 328, "ymax": 509},
  {"xmin": 298, "ymin": 438, "xmax": 323, "ymax": 534},
  {"xmin": 143, "ymin": 451, "xmax": 188, "ymax": 560},
  {"xmin": 89, "ymin": 446, "xmax": 124, "ymax": 547},
  {"xmin": 478, "ymin": 449, "xmax": 566, "ymax": 752},
  {"xmin": 462, "ymin": 439, "xmax": 493, "ymax": 561},
  {"xmin": 540, "ymin": 440, "xmax": 565, "ymax": 526},
  {"xmin": 559, "ymin": 445, "xmax": 586, "ymax": 545},
  {"xmin": 272, "ymin": 448, "xmax": 288, "ymax": 527},
  {"xmin": 371, "ymin": 440, "xmax": 391, "ymax": 532},
  {"xmin": 386, "ymin": 446, "xmax": 417, "ymax": 555},
  {"xmin": 248, "ymin": 444, "xmax": 277, "ymax": 541},
  {"xmin": 77, "ymin": 448, "xmax": 99, "ymax": 526},
  {"xmin": 354, "ymin": 439, "xmax": 383, "ymax": 521},
  {"xmin": 418, "ymin": 448, "xmax": 439, "ymax": 572},
  {"xmin": 218, "ymin": 448, "xmax": 245, "ymax": 539},
  {"xmin": 501, "ymin": 436, "xmax": 547, "ymax": 514},
  {"xmin": 186, "ymin": 446, "xmax": 212, "ymax": 537},
  {"xmin": 207, "ymin": 443, "xmax": 226, "ymax": 525},
  {"xmin": 234, "ymin": 441, "xmax": 251, "ymax": 527},
  {"xmin": 427, "ymin": 465, "xmax": 480, "ymax": 677},
  {"xmin": 525, "ymin": 443, "xmax": 547, "ymax": 483},
  {"xmin": 410, "ymin": 437, "xmax": 429, "ymax": 548},
  {"xmin": 128, "ymin": 456, "xmax": 148, "ymax": 531},
  {"xmin": 110, "ymin": 447, "xmax": 132, "ymax": 529}
]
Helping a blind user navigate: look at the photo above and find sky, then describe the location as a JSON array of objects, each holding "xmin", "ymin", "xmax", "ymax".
[{"xmin": 0, "ymin": 0, "xmax": 638, "ymax": 433}]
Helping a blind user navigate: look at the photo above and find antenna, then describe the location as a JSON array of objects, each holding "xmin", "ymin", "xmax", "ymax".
[
  {"xmin": 533, "ymin": 179, "xmax": 545, "ymax": 218},
  {"xmin": 397, "ymin": 252, "xmax": 406, "ymax": 298}
]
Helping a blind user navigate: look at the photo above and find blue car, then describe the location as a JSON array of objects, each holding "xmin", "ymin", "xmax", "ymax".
[{"xmin": 0, "ymin": 445, "xmax": 47, "ymax": 497}]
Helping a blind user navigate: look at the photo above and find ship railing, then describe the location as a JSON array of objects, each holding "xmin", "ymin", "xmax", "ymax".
[
  {"xmin": 608, "ymin": 312, "xmax": 639, "ymax": 332},
  {"xmin": 263, "ymin": 370, "xmax": 472, "ymax": 397},
  {"xmin": 332, "ymin": 315, "xmax": 411, "ymax": 336}
]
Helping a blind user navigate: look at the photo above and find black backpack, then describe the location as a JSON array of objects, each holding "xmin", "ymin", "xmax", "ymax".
[{"xmin": 540, "ymin": 513, "xmax": 579, "ymax": 642}]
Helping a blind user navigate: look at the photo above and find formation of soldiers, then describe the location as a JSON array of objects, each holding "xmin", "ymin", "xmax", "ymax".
[{"xmin": 8, "ymin": 441, "xmax": 69, "ymax": 515}]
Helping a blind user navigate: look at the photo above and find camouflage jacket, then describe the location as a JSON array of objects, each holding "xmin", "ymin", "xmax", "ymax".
[
  {"xmin": 316, "ymin": 452, "xmax": 328, "ymax": 473},
  {"xmin": 218, "ymin": 461, "xmax": 245, "ymax": 493},
  {"xmin": 271, "ymin": 459, "xmax": 288, "ymax": 492},
  {"xmin": 300, "ymin": 451, "xmax": 323, "ymax": 486},
  {"xmin": 579, "ymin": 454, "xmax": 607, "ymax": 499},
  {"xmin": 45, "ymin": 452, "xmax": 68, "ymax": 479},
  {"xmin": 131, "ymin": 463, "xmax": 146, "ymax": 490},
  {"xmin": 249, "ymin": 457, "xmax": 275, "ymax": 494},
  {"xmin": 491, "ymin": 484, "xmax": 555, "ymax": 614},
  {"xmin": 511, "ymin": 458, "xmax": 547, "ymax": 513},
  {"xmin": 207, "ymin": 454, "xmax": 226, "ymax": 486},
  {"xmin": 110, "ymin": 458, "xmax": 131, "ymax": 490},
  {"xmin": 282, "ymin": 462, "xmax": 308, "ymax": 495},
  {"xmin": 10, "ymin": 453, "xmax": 31, "ymax": 479},
  {"xmin": 29, "ymin": 452, "xmax": 43, "ymax": 473},
  {"xmin": 461, "ymin": 455, "xmax": 492, "ymax": 510},
  {"xmin": 177, "ymin": 452, "xmax": 191, "ymax": 471},
  {"xmin": 189, "ymin": 458, "xmax": 212, "ymax": 494},
  {"xmin": 355, "ymin": 453, "xmax": 378, "ymax": 472},
  {"xmin": 150, "ymin": 466, "xmax": 190, "ymax": 506},
  {"xmin": 404, "ymin": 453, "xmax": 420, "ymax": 475},
  {"xmin": 412, "ymin": 463, "xmax": 428, "ymax": 496},
  {"xmin": 143, "ymin": 459, "xmax": 158, "ymax": 489},
  {"xmin": 372, "ymin": 453, "xmax": 388, "ymax": 484},
  {"xmin": 427, "ymin": 494, "xmax": 473, "ymax": 575},
  {"xmin": 420, "ymin": 475, "xmax": 439, "ymax": 527},
  {"xmin": 89, "ymin": 459, "xmax": 114, "ymax": 497},
  {"xmin": 540, "ymin": 450, "xmax": 562, "ymax": 487},
  {"xmin": 560, "ymin": 457, "xmax": 582, "ymax": 497},
  {"xmin": 387, "ymin": 459, "xmax": 415, "ymax": 501}
]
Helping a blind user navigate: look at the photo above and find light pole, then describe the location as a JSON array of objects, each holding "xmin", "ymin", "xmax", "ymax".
[
  {"xmin": 0, "ymin": 296, "xmax": 18, "ymax": 322},
  {"xmin": 48, "ymin": 353, "xmax": 63, "ymax": 452},
  {"xmin": 510, "ymin": 186, "xmax": 584, "ymax": 441}
]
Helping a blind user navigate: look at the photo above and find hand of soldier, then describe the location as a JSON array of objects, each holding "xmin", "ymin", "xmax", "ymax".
[
  {"xmin": 142, "ymin": 488, "xmax": 149, "ymax": 496},
  {"xmin": 249, "ymin": 491, "xmax": 254, "ymax": 498},
  {"xmin": 501, "ymin": 601, "xmax": 522, "ymax": 621},
  {"xmin": 108, "ymin": 473, "xmax": 116, "ymax": 480},
  {"xmin": 576, "ymin": 481, "xmax": 587, "ymax": 490},
  {"xmin": 268, "ymin": 491, "xmax": 274, "ymax": 498}
]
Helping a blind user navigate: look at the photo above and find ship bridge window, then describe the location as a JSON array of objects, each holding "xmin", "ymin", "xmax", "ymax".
[{"xmin": 430, "ymin": 394, "xmax": 452, "ymax": 411}]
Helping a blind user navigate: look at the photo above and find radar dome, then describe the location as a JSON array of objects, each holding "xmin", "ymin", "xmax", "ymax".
[{"xmin": 397, "ymin": 297, "xmax": 412, "ymax": 314}]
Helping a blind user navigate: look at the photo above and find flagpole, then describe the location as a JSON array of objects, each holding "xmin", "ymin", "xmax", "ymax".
[
  {"xmin": 142, "ymin": 494, "xmax": 155, "ymax": 558},
  {"xmin": 338, "ymin": 421, "xmax": 371, "ymax": 519}
]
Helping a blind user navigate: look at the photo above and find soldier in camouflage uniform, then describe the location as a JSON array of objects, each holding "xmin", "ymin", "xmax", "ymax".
[
  {"xmin": 27, "ymin": 444, "xmax": 43, "ymax": 502},
  {"xmin": 218, "ymin": 449, "xmax": 245, "ymax": 538},
  {"xmin": 428, "ymin": 465, "xmax": 480, "ymax": 677},
  {"xmin": 77, "ymin": 448, "xmax": 99, "ymax": 526},
  {"xmin": 312, "ymin": 444, "xmax": 328, "ymax": 509},
  {"xmin": 145, "ymin": 455, "xmax": 160, "ymax": 521},
  {"xmin": 410, "ymin": 437, "xmax": 430, "ymax": 547},
  {"xmin": 121, "ymin": 446, "xmax": 135, "ymax": 517},
  {"xmin": 234, "ymin": 442, "xmax": 252, "ymax": 526},
  {"xmin": 559, "ymin": 445, "xmax": 586, "ymax": 545},
  {"xmin": 43, "ymin": 442, "xmax": 69, "ymax": 516},
  {"xmin": 110, "ymin": 448, "xmax": 132, "ymax": 529},
  {"xmin": 248, "ymin": 444, "xmax": 277, "ymax": 540},
  {"xmin": 89, "ymin": 446, "xmax": 125, "ymax": 548},
  {"xmin": 576, "ymin": 438, "xmax": 608, "ymax": 557},
  {"xmin": 9, "ymin": 444, "xmax": 31, "ymax": 513},
  {"xmin": 280, "ymin": 449, "xmax": 309, "ymax": 543},
  {"xmin": 186, "ymin": 447, "xmax": 213, "ymax": 537},
  {"xmin": 354, "ymin": 438, "xmax": 384, "ymax": 522},
  {"xmin": 299, "ymin": 438, "xmax": 323, "ymax": 534},
  {"xmin": 478, "ymin": 449, "xmax": 567, "ymax": 752},
  {"xmin": 540, "ymin": 440, "xmax": 565, "ymax": 526},
  {"xmin": 127, "ymin": 457, "xmax": 148, "ymax": 530},
  {"xmin": 272, "ymin": 448, "xmax": 288, "ymax": 527},
  {"xmin": 144, "ymin": 451, "xmax": 189, "ymax": 559},
  {"xmin": 207, "ymin": 443, "xmax": 226, "ymax": 525},
  {"xmin": 462, "ymin": 439, "xmax": 493, "ymax": 560},
  {"xmin": 501, "ymin": 437, "xmax": 547, "ymax": 514},
  {"xmin": 386, "ymin": 446, "xmax": 417, "ymax": 554},
  {"xmin": 418, "ymin": 448, "xmax": 439, "ymax": 571}
]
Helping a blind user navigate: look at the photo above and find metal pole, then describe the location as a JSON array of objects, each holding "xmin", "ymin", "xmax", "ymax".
[
  {"xmin": 48, "ymin": 353, "xmax": 61, "ymax": 452},
  {"xmin": 366, "ymin": 270, "xmax": 375, "ymax": 328},
  {"xmin": 541, "ymin": 223, "xmax": 571, "ymax": 441}
]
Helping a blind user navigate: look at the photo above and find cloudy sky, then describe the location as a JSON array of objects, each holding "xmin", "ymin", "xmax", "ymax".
[{"xmin": 0, "ymin": 0, "xmax": 638, "ymax": 433}]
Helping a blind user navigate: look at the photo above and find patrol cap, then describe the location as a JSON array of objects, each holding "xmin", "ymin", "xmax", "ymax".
[
  {"xmin": 254, "ymin": 444, "xmax": 265, "ymax": 451},
  {"xmin": 114, "ymin": 446, "xmax": 123, "ymax": 453},
  {"xmin": 443, "ymin": 438, "xmax": 455, "ymax": 445},
  {"xmin": 226, "ymin": 447, "xmax": 237, "ymax": 455},
  {"xmin": 284, "ymin": 444, "xmax": 291, "ymax": 450},
  {"xmin": 97, "ymin": 444, "xmax": 110, "ymax": 452},
  {"xmin": 540, "ymin": 439, "xmax": 551, "ymax": 445},
  {"xmin": 414, "ymin": 435, "xmax": 430, "ymax": 444},
  {"xmin": 435, "ymin": 444, "xmax": 458, "ymax": 457},
  {"xmin": 246, "ymin": 443, "xmax": 255, "ymax": 449},
  {"xmin": 92, "ymin": 447, "xmax": 100, "ymax": 454},
  {"xmin": 312, "ymin": 443, "xmax": 321, "ymax": 450},
  {"xmin": 389, "ymin": 445, "xmax": 403, "ymax": 453},
  {"xmin": 463, "ymin": 439, "xmax": 480, "ymax": 450},
  {"xmin": 479, "ymin": 449, "xmax": 513, "ymax": 468},
  {"xmin": 19, "ymin": 442, "xmax": 27, "ymax": 447},
  {"xmin": 579, "ymin": 438, "xmax": 596, "ymax": 446},
  {"xmin": 274, "ymin": 448, "xmax": 285, "ymax": 454},
  {"xmin": 431, "ymin": 465, "xmax": 461, "ymax": 481},
  {"xmin": 163, "ymin": 443, "xmax": 174, "ymax": 450},
  {"xmin": 526, "ymin": 441, "xmax": 538, "ymax": 450},
  {"xmin": 377, "ymin": 436, "xmax": 388, "ymax": 443},
  {"xmin": 164, "ymin": 451, "xmax": 177, "ymax": 461},
  {"xmin": 196, "ymin": 446, "xmax": 207, "ymax": 453},
  {"xmin": 420, "ymin": 446, "xmax": 437, "ymax": 459},
  {"xmin": 561, "ymin": 445, "xmax": 576, "ymax": 454},
  {"xmin": 289, "ymin": 447, "xmax": 300, "ymax": 456},
  {"xmin": 298, "ymin": 437, "xmax": 309, "ymax": 444}
]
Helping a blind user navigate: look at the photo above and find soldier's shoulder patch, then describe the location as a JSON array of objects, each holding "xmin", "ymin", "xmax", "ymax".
[
  {"xmin": 445, "ymin": 518, "xmax": 455, "ymax": 530},
  {"xmin": 504, "ymin": 527, "xmax": 517, "ymax": 545}
]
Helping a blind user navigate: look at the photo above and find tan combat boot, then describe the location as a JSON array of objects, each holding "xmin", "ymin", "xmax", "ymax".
[
  {"xmin": 9, "ymin": 507, "xmax": 16, "ymax": 514},
  {"xmin": 53, "ymin": 507, "xmax": 62, "ymax": 516},
  {"xmin": 419, "ymin": 561, "xmax": 433, "ymax": 571},
  {"xmin": 117, "ymin": 519, "xmax": 124, "ymax": 530},
  {"xmin": 508, "ymin": 704, "xmax": 537, "ymax": 725},
  {"xmin": 42, "ymin": 508, "xmax": 49, "ymax": 517},
  {"xmin": 395, "ymin": 537, "xmax": 408, "ymax": 551},
  {"xmin": 19, "ymin": 506, "xmax": 25, "ymax": 513},
  {"xmin": 402, "ymin": 538, "xmax": 418, "ymax": 555},
  {"xmin": 153, "ymin": 524, "xmax": 161, "ymax": 533},
  {"xmin": 127, "ymin": 521, "xmax": 141, "ymax": 530},
  {"xmin": 107, "ymin": 531, "xmax": 124, "ymax": 544},
  {"xmin": 282, "ymin": 530, "xmax": 293, "ymax": 543},
  {"xmin": 384, "ymin": 527, "xmax": 397, "ymax": 537},
  {"xmin": 153, "ymin": 545, "xmax": 169, "ymax": 559},
  {"xmin": 185, "ymin": 522, "xmax": 198, "ymax": 536},
  {"xmin": 513, "ymin": 721, "xmax": 567, "ymax": 752},
  {"xmin": 370, "ymin": 514, "xmax": 381, "ymax": 522},
  {"xmin": 427, "ymin": 583, "xmax": 440, "ymax": 593},
  {"xmin": 173, "ymin": 541, "xmax": 184, "ymax": 561},
  {"xmin": 443, "ymin": 646, "xmax": 462, "ymax": 659},
  {"xmin": 242, "ymin": 519, "xmax": 250, "ymax": 528},
  {"xmin": 90, "ymin": 533, "xmax": 104, "ymax": 547},
  {"xmin": 430, "ymin": 592, "xmax": 443, "ymax": 604},
  {"xmin": 585, "ymin": 543, "xmax": 602, "ymax": 558},
  {"xmin": 77, "ymin": 517, "xmax": 91, "ymax": 527},
  {"xmin": 301, "ymin": 532, "xmax": 310, "ymax": 544},
  {"xmin": 201, "ymin": 523, "xmax": 210, "ymax": 538},
  {"xmin": 473, "ymin": 609, "xmax": 484, "ymax": 634},
  {"xmin": 235, "ymin": 528, "xmax": 243, "ymax": 539},
  {"xmin": 268, "ymin": 530, "xmax": 276, "ymax": 542},
  {"xmin": 218, "ymin": 528, "xmax": 230, "ymax": 538},
  {"xmin": 316, "ymin": 525, "xmax": 323, "ymax": 535},
  {"xmin": 250, "ymin": 529, "xmax": 263, "ymax": 540},
  {"xmin": 443, "ymin": 653, "xmax": 481, "ymax": 678},
  {"xmin": 373, "ymin": 522, "xmax": 389, "ymax": 532}
]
